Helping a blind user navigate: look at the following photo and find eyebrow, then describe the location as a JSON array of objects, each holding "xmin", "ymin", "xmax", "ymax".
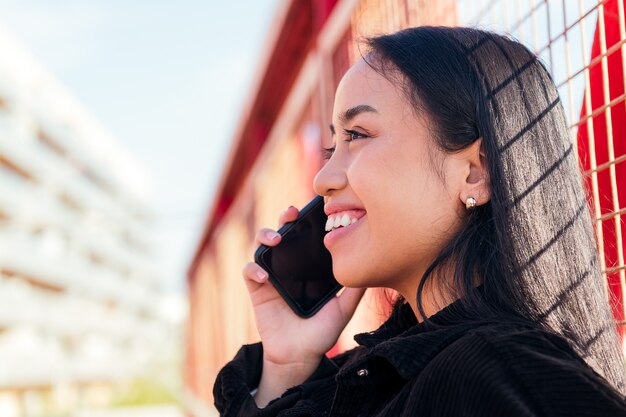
[{"xmin": 329, "ymin": 104, "xmax": 378, "ymax": 136}]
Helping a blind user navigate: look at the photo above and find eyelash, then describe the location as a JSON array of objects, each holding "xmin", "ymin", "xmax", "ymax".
[{"xmin": 321, "ymin": 129, "xmax": 368, "ymax": 160}]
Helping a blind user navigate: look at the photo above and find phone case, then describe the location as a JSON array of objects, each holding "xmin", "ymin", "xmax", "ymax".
[{"xmin": 254, "ymin": 195, "xmax": 342, "ymax": 318}]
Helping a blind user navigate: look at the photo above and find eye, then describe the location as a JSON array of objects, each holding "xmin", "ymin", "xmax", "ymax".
[
  {"xmin": 321, "ymin": 129, "xmax": 368, "ymax": 160},
  {"xmin": 343, "ymin": 129, "xmax": 367, "ymax": 142}
]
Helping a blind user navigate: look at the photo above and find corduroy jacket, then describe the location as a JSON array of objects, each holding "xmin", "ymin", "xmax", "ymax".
[{"xmin": 213, "ymin": 292, "xmax": 626, "ymax": 416}]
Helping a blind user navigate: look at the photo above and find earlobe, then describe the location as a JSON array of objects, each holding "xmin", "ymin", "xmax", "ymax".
[
  {"xmin": 461, "ymin": 184, "xmax": 491, "ymax": 211},
  {"xmin": 461, "ymin": 178, "xmax": 491, "ymax": 208}
]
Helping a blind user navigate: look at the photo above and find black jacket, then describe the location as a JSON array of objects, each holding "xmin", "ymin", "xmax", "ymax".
[{"xmin": 213, "ymin": 294, "xmax": 626, "ymax": 416}]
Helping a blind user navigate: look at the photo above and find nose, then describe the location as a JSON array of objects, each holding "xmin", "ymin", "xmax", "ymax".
[{"xmin": 313, "ymin": 154, "xmax": 348, "ymax": 196}]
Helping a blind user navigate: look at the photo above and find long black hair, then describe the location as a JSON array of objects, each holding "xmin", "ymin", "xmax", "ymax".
[{"xmin": 365, "ymin": 26, "xmax": 626, "ymax": 394}]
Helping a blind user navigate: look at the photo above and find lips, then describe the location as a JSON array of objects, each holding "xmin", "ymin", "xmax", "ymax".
[
  {"xmin": 325, "ymin": 209, "xmax": 367, "ymax": 231},
  {"xmin": 324, "ymin": 203, "xmax": 366, "ymax": 216},
  {"xmin": 323, "ymin": 212, "xmax": 366, "ymax": 248}
]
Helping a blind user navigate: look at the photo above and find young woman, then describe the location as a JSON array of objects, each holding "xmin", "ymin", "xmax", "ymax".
[{"xmin": 213, "ymin": 26, "xmax": 626, "ymax": 416}]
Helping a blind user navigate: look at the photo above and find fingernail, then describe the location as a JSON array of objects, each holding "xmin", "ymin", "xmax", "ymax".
[
  {"xmin": 266, "ymin": 231, "xmax": 279, "ymax": 241},
  {"xmin": 256, "ymin": 270, "xmax": 268, "ymax": 281}
]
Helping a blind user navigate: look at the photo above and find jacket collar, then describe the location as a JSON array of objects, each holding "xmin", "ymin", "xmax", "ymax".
[{"xmin": 352, "ymin": 285, "xmax": 502, "ymax": 379}]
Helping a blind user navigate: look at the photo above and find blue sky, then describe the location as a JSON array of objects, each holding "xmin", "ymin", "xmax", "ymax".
[{"xmin": 0, "ymin": 0, "xmax": 279, "ymax": 292}]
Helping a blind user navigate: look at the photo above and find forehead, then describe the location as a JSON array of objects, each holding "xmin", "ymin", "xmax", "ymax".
[{"xmin": 333, "ymin": 58, "xmax": 404, "ymax": 118}]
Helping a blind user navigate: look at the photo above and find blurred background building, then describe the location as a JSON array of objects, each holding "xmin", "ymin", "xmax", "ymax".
[
  {"xmin": 186, "ymin": 0, "xmax": 626, "ymax": 415},
  {"xmin": 0, "ymin": 27, "xmax": 178, "ymax": 417}
]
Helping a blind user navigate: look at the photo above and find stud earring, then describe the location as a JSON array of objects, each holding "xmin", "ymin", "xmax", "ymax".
[{"xmin": 465, "ymin": 197, "xmax": 477, "ymax": 210}]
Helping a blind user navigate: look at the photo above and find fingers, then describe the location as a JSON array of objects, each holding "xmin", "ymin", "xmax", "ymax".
[
  {"xmin": 242, "ymin": 261, "xmax": 269, "ymax": 290},
  {"xmin": 255, "ymin": 228, "xmax": 282, "ymax": 247},
  {"xmin": 247, "ymin": 204, "xmax": 299, "ymax": 293},
  {"xmin": 336, "ymin": 287, "xmax": 367, "ymax": 322},
  {"xmin": 278, "ymin": 206, "xmax": 299, "ymax": 228},
  {"xmin": 254, "ymin": 206, "xmax": 299, "ymax": 247}
]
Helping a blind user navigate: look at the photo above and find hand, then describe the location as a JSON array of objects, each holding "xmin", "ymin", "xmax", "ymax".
[{"xmin": 242, "ymin": 205, "xmax": 365, "ymax": 406}]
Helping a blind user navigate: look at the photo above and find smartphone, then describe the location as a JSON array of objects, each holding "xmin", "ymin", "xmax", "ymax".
[{"xmin": 254, "ymin": 195, "xmax": 343, "ymax": 318}]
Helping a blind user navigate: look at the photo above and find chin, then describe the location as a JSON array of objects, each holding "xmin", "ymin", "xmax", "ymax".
[{"xmin": 332, "ymin": 259, "xmax": 373, "ymax": 288}]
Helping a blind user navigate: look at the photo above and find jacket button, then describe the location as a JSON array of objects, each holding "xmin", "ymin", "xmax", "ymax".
[{"xmin": 357, "ymin": 368, "xmax": 369, "ymax": 377}]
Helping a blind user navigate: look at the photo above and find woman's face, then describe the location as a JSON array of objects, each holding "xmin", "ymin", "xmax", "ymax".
[{"xmin": 313, "ymin": 58, "xmax": 469, "ymax": 299}]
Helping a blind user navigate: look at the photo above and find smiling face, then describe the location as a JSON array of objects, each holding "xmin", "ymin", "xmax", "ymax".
[{"xmin": 313, "ymin": 58, "xmax": 471, "ymax": 305}]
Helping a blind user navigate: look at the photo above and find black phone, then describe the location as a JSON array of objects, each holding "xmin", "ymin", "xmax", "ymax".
[{"xmin": 254, "ymin": 195, "xmax": 343, "ymax": 318}]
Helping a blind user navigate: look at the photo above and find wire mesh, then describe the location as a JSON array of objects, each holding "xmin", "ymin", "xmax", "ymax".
[{"xmin": 457, "ymin": 0, "xmax": 626, "ymax": 329}]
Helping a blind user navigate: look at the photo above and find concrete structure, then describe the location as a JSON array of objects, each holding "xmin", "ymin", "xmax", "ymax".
[{"xmin": 0, "ymin": 26, "xmax": 166, "ymax": 416}]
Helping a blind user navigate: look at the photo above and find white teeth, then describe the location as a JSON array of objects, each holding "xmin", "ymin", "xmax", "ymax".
[
  {"xmin": 333, "ymin": 216, "xmax": 342, "ymax": 228},
  {"xmin": 325, "ymin": 213, "xmax": 361, "ymax": 232},
  {"xmin": 325, "ymin": 217, "xmax": 334, "ymax": 232}
]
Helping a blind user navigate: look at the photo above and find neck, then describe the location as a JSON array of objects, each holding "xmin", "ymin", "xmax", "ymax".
[
  {"xmin": 397, "ymin": 271, "xmax": 483, "ymax": 323},
  {"xmin": 401, "ymin": 283, "xmax": 452, "ymax": 323}
]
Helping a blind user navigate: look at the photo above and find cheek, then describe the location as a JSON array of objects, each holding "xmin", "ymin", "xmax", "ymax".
[
  {"xmin": 347, "ymin": 147, "xmax": 456, "ymax": 255},
  {"xmin": 339, "ymin": 144, "xmax": 459, "ymax": 282},
  {"xmin": 351, "ymin": 142, "xmax": 444, "ymax": 223},
  {"xmin": 333, "ymin": 149, "xmax": 430, "ymax": 272}
]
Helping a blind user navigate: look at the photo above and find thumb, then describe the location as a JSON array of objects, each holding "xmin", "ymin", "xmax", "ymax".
[{"xmin": 336, "ymin": 287, "xmax": 366, "ymax": 323}]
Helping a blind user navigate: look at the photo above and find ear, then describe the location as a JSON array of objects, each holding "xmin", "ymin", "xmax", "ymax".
[{"xmin": 458, "ymin": 138, "xmax": 490, "ymax": 208}]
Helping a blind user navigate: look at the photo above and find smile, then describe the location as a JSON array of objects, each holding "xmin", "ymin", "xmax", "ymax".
[
  {"xmin": 324, "ymin": 210, "xmax": 367, "ymax": 232},
  {"xmin": 323, "ymin": 212, "xmax": 366, "ymax": 249}
]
